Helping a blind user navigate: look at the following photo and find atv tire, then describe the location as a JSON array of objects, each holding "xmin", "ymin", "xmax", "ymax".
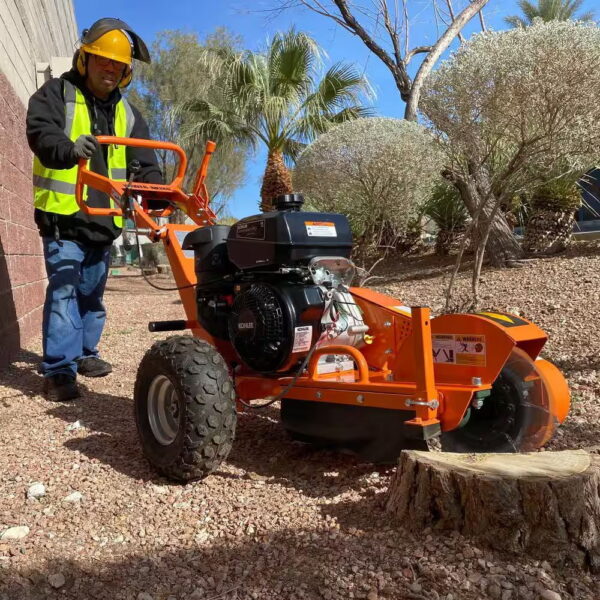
[{"xmin": 134, "ymin": 336, "xmax": 236, "ymax": 482}]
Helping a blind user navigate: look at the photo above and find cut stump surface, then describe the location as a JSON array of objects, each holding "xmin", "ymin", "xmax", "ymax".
[{"xmin": 385, "ymin": 450, "xmax": 600, "ymax": 571}]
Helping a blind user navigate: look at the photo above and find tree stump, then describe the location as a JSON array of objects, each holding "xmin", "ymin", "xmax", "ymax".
[{"xmin": 385, "ymin": 450, "xmax": 600, "ymax": 571}]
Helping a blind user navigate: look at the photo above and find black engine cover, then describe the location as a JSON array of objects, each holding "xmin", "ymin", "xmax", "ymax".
[
  {"xmin": 227, "ymin": 210, "xmax": 352, "ymax": 270},
  {"xmin": 229, "ymin": 282, "xmax": 324, "ymax": 373}
]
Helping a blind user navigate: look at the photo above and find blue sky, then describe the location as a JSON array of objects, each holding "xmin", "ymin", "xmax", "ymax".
[{"xmin": 73, "ymin": 0, "xmax": 589, "ymax": 218}]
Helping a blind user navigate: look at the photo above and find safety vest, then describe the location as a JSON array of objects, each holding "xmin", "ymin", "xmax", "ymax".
[{"xmin": 32, "ymin": 80, "xmax": 135, "ymax": 228}]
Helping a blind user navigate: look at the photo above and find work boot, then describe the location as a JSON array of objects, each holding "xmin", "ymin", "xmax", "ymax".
[
  {"xmin": 43, "ymin": 373, "xmax": 80, "ymax": 402},
  {"xmin": 77, "ymin": 356, "xmax": 113, "ymax": 378}
]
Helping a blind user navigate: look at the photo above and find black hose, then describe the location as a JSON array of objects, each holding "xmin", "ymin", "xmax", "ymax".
[
  {"xmin": 237, "ymin": 338, "xmax": 323, "ymax": 410},
  {"xmin": 128, "ymin": 210, "xmax": 196, "ymax": 292}
]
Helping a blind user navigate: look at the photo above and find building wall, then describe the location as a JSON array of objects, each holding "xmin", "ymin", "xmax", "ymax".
[{"xmin": 0, "ymin": 0, "xmax": 77, "ymax": 368}]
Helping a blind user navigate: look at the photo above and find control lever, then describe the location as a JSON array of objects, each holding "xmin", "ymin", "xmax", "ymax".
[{"xmin": 120, "ymin": 160, "xmax": 141, "ymax": 219}]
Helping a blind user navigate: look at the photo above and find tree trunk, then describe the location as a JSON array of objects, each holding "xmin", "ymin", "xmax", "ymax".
[
  {"xmin": 260, "ymin": 150, "xmax": 293, "ymax": 212},
  {"xmin": 450, "ymin": 172, "xmax": 523, "ymax": 266},
  {"xmin": 483, "ymin": 209, "xmax": 524, "ymax": 266},
  {"xmin": 386, "ymin": 450, "xmax": 600, "ymax": 571}
]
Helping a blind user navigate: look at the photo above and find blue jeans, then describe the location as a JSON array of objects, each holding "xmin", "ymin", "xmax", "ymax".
[{"xmin": 41, "ymin": 238, "xmax": 111, "ymax": 377}]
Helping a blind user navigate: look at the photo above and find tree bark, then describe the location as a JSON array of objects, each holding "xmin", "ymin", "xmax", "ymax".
[
  {"xmin": 483, "ymin": 208, "xmax": 524, "ymax": 266},
  {"xmin": 260, "ymin": 150, "xmax": 293, "ymax": 212},
  {"xmin": 450, "ymin": 172, "xmax": 523, "ymax": 266},
  {"xmin": 523, "ymin": 209, "xmax": 575, "ymax": 255},
  {"xmin": 386, "ymin": 450, "xmax": 600, "ymax": 571}
]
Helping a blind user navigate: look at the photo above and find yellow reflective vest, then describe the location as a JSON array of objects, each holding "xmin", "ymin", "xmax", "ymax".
[{"xmin": 32, "ymin": 80, "xmax": 134, "ymax": 229}]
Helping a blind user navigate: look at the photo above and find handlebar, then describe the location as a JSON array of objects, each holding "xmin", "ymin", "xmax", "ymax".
[
  {"xmin": 97, "ymin": 135, "xmax": 188, "ymax": 183},
  {"xmin": 74, "ymin": 136, "xmax": 216, "ymax": 230}
]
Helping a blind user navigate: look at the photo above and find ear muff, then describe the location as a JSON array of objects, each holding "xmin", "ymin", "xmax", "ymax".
[
  {"xmin": 74, "ymin": 49, "xmax": 87, "ymax": 77},
  {"xmin": 119, "ymin": 64, "xmax": 133, "ymax": 88}
]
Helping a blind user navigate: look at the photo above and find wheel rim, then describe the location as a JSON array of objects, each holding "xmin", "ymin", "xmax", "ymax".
[
  {"xmin": 147, "ymin": 375, "xmax": 180, "ymax": 445},
  {"xmin": 460, "ymin": 369, "xmax": 523, "ymax": 450},
  {"xmin": 449, "ymin": 348, "xmax": 556, "ymax": 452}
]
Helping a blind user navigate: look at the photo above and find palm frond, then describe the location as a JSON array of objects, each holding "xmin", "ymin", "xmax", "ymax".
[
  {"xmin": 225, "ymin": 54, "xmax": 264, "ymax": 105},
  {"xmin": 183, "ymin": 117, "xmax": 257, "ymax": 151},
  {"xmin": 576, "ymin": 10, "xmax": 595, "ymax": 21},
  {"xmin": 280, "ymin": 138, "xmax": 307, "ymax": 165},
  {"xmin": 268, "ymin": 29, "xmax": 320, "ymax": 100},
  {"xmin": 506, "ymin": 0, "xmax": 595, "ymax": 26},
  {"xmin": 504, "ymin": 15, "xmax": 528, "ymax": 27},
  {"xmin": 289, "ymin": 105, "xmax": 371, "ymax": 142},
  {"xmin": 177, "ymin": 25, "xmax": 371, "ymax": 206},
  {"xmin": 304, "ymin": 63, "xmax": 373, "ymax": 114},
  {"xmin": 327, "ymin": 106, "xmax": 374, "ymax": 124},
  {"xmin": 520, "ymin": 0, "xmax": 541, "ymax": 22}
]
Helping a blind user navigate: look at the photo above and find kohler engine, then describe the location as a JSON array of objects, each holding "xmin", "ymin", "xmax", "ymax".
[{"xmin": 182, "ymin": 194, "xmax": 368, "ymax": 374}]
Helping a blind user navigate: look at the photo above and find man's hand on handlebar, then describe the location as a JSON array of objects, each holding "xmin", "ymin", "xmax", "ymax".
[{"xmin": 72, "ymin": 135, "xmax": 99, "ymax": 160}]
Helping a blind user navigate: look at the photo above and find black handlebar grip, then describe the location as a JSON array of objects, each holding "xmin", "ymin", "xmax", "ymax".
[
  {"xmin": 148, "ymin": 320, "xmax": 188, "ymax": 332},
  {"xmin": 129, "ymin": 159, "xmax": 141, "ymax": 174}
]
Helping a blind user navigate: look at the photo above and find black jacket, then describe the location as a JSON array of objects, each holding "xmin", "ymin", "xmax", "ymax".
[{"xmin": 26, "ymin": 70, "xmax": 163, "ymax": 246}]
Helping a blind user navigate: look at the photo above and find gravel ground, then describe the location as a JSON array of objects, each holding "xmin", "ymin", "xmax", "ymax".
[{"xmin": 1, "ymin": 243, "xmax": 599, "ymax": 600}]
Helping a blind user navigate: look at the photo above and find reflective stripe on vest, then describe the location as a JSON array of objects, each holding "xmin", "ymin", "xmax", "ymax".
[{"xmin": 33, "ymin": 80, "xmax": 135, "ymax": 229}]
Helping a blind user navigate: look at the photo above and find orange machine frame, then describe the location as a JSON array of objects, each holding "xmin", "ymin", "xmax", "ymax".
[{"xmin": 75, "ymin": 136, "xmax": 569, "ymax": 443}]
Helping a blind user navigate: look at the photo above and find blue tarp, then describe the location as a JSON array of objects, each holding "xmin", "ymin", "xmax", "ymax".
[{"xmin": 578, "ymin": 168, "xmax": 600, "ymax": 222}]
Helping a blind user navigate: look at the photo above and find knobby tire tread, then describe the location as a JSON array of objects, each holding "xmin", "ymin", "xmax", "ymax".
[{"xmin": 134, "ymin": 335, "xmax": 236, "ymax": 482}]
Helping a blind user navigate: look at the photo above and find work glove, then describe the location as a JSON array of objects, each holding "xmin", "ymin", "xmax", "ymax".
[{"xmin": 72, "ymin": 135, "xmax": 99, "ymax": 160}]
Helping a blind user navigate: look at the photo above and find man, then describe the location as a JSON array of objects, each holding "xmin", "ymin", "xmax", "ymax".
[{"xmin": 26, "ymin": 18, "xmax": 165, "ymax": 401}]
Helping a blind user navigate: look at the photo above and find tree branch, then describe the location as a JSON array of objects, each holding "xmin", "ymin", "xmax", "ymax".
[
  {"xmin": 478, "ymin": 8, "xmax": 487, "ymax": 32},
  {"xmin": 280, "ymin": 0, "xmax": 490, "ymax": 118},
  {"xmin": 405, "ymin": 45, "xmax": 433, "ymax": 64},
  {"xmin": 445, "ymin": 0, "xmax": 466, "ymax": 43},
  {"xmin": 402, "ymin": 0, "xmax": 409, "ymax": 58},
  {"xmin": 404, "ymin": 0, "xmax": 490, "ymax": 121},
  {"xmin": 381, "ymin": 0, "xmax": 403, "ymax": 68},
  {"xmin": 331, "ymin": 0, "xmax": 411, "ymax": 99}
]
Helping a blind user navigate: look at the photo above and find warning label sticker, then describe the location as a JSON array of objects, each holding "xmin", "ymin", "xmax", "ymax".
[
  {"xmin": 432, "ymin": 334, "xmax": 486, "ymax": 366},
  {"xmin": 305, "ymin": 221, "xmax": 337, "ymax": 237},
  {"xmin": 455, "ymin": 334, "xmax": 486, "ymax": 366},
  {"xmin": 432, "ymin": 334, "xmax": 456, "ymax": 364},
  {"xmin": 292, "ymin": 325, "xmax": 313, "ymax": 353}
]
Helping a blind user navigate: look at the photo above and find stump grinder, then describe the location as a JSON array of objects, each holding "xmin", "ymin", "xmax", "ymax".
[{"xmin": 75, "ymin": 136, "xmax": 571, "ymax": 481}]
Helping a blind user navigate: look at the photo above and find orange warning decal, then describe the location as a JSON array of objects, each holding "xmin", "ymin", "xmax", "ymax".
[{"xmin": 305, "ymin": 221, "xmax": 337, "ymax": 237}]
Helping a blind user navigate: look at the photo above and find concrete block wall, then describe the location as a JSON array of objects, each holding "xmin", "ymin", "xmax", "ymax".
[
  {"xmin": 0, "ymin": 68, "xmax": 45, "ymax": 367},
  {"xmin": 0, "ymin": 0, "xmax": 77, "ymax": 368}
]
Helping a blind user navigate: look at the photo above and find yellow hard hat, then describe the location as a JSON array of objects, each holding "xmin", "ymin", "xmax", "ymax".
[{"xmin": 81, "ymin": 29, "xmax": 132, "ymax": 66}]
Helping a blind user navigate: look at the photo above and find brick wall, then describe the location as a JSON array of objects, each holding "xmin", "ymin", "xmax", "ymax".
[
  {"xmin": 0, "ymin": 0, "xmax": 76, "ymax": 369},
  {"xmin": 0, "ymin": 69, "xmax": 45, "ymax": 367}
]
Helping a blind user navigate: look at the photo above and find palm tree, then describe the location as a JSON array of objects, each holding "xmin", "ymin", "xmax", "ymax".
[
  {"xmin": 505, "ymin": 0, "xmax": 595, "ymax": 27},
  {"xmin": 423, "ymin": 183, "xmax": 469, "ymax": 256},
  {"xmin": 181, "ymin": 29, "xmax": 372, "ymax": 211}
]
